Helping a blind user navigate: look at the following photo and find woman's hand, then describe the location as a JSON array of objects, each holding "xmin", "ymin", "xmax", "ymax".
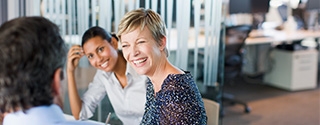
[{"xmin": 67, "ymin": 45, "xmax": 84, "ymax": 72}]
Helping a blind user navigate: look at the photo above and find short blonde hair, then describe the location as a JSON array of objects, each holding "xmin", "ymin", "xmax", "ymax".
[{"xmin": 117, "ymin": 8, "xmax": 169, "ymax": 57}]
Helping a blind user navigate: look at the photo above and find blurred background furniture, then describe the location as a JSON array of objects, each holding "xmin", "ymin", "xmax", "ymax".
[
  {"xmin": 263, "ymin": 49, "xmax": 318, "ymax": 91},
  {"xmin": 223, "ymin": 25, "xmax": 252, "ymax": 114},
  {"xmin": 203, "ymin": 98, "xmax": 220, "ymax": 125}
]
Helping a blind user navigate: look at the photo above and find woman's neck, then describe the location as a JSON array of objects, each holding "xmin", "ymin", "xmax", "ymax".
[
  {"xmin": 149, "ymin": 60, "xmax": 183, "ymax": 93},
  {"xmin": 113, "ymin": 51, "xmax": 127, "ymax": 88},
  {"xmin": 113, "ymin": 51, "xmax": 126, "ymax": 75}
]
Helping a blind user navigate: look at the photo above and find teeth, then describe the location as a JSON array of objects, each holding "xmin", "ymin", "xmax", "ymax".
[
  {"xmin": 101, "ymin": 61, "xmax": 108, "ymax": 68},
  {"xmin": 133, "ymin": 58, "xmax": 146, "ymax": 64}
]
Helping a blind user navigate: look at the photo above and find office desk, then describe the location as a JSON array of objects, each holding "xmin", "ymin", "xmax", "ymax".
[
  {"xmin": 64, "ymin": 114, "xmax": 104, "ymax": 124},
  {"xmin": 243, "ymin": 29, "xmax": 320, "ymax": 75},
  {"xmin": 165, "ymin": 28, "xmax": 320, "ymax": 75},
  {"xmin": 167, "ymin": 29, "xmax": 320, "ymax": 52},
  {"xmin": 263, "ymin": 49, "xmax": 318, "ymax": 91},
  {"xmin": 246, "ymin": 29, "xmax": 320, "ymax": 45}
]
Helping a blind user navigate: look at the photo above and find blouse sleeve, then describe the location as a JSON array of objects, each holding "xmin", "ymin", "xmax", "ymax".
[{"xmin": 79, "ymin": 70, "xmax": 107, "ymax": 120}]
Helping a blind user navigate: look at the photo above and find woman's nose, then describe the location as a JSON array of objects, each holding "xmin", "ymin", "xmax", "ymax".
[
  {"xmin": 130, "ymin": 46, "xmax": 139, "ymax": 57},
  {"xmin": 96, "ymin": 54, "xmax": 103, "ymax": 62},
  {"xmin": 134, "ymin": 50, "xmax": 140, "ymax": 56}
]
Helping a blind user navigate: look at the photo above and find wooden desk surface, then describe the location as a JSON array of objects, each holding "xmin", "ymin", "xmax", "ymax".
[{"xmin": 246, "ymin": 29, "xmax": 320, "ymax": 45}]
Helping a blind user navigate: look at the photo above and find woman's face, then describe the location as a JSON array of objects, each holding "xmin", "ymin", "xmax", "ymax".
[
  {"xmin": 83, "ymin": 36, "xmax": 118, "ymax": 72},
  {"xmin": 121, "ymin": 27, "xmax": 164, "ymax": 76}
]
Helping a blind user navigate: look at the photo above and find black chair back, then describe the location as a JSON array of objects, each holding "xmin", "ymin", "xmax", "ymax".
[{"xmin": 224, "ymin": 25, "xmax": 252, "ymax": 80}]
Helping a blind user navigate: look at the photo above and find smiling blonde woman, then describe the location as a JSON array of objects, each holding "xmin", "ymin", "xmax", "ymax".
[{"xmin": 118, "ymin": 8, "xmax": 207, "ymax": 125}]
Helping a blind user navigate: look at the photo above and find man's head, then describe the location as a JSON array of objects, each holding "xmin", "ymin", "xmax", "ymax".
[
  {"xmin": 117, "ymin": 8, "xmax": 169, "ymax": 57},
  {"xmin": 0, "ymin": 16, "xmax": 67, "ymax": 113}
]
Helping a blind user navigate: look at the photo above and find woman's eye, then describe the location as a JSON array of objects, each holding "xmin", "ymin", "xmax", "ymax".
[
  {"xmin": 87, "ymin": 54, "xmax": 93, "ymax": 59},
  {"xmin": 98, "ymin": 47, "xmax": 104, "ymax": 52},
  {"xmin": 122, "ymin": 44, "xmax": 128, "ymax": 48},
  {"xmin": 138, "ymin": 41, "xmax": 145, "ymax": 44}
]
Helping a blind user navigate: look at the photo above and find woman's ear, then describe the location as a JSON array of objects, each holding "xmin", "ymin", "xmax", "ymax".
[
  {"xmin": 111, "ymin": 37, "xmax": 119, "ymax": 49},
  {"xmin": 160, "ymin": 36, "xmax": 167, "ymax": 51},
  {"xmin": 52, "ymin": 68, "xmax": 62, "ymax": 95},
  {"xmin": 52, "ymin": 68, "xmax": 63, "ymax": 108}
]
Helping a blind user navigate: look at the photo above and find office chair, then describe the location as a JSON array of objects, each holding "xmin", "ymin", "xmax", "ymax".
[
  {"xmin": 223, "ymin": 25, "xmax": 252, "ymax": 114},
  {"xmin": 203, "ymin": 98, "xmax": 220, "ymax": 125}
]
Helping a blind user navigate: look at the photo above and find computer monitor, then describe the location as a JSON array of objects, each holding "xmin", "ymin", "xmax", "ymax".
[
  {"xmin": 251, "ymin": 0, "xmax": 270, "ymax": 14},
  {"xmin": 229, "ymin": 0, "xmax": 251, "ymax": 14},
  {"xmin": 229, "ymin": 0, "xmax": 270, "ymax": 14}
]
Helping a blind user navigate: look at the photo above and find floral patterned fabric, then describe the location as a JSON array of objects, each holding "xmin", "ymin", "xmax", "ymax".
[{"xmin": 140, "ymin": 71, "xmax": 207, "ymax": 125}]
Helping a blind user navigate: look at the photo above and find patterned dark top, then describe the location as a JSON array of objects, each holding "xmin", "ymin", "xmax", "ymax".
[{"xmin": 140, "ymin": 71, "xmax": 207, "ymax": 125}]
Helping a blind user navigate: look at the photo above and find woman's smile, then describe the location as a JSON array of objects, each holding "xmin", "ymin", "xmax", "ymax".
[
  {"xmin": 132, "ymin": 57, "xmax": 147, "ymax": 65},
  {"xmin": 100, "ymin": 60, "xmax": 109, "ymax": 68}
]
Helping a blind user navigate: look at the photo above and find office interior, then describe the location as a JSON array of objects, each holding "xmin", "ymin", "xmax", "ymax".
[{"xmin": 0, "ymin": 0, "xmax": 319, "ymax": 125}]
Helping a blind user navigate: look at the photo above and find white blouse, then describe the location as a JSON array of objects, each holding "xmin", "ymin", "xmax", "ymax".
[{"xmin": 79, "ymin": 64, "xmax": 147, "ymax": 125}]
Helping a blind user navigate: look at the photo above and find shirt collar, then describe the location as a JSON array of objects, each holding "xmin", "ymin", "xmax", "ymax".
[{"xmin": 126, "ymin": 63, "xmax": 141, "ymax": 78}]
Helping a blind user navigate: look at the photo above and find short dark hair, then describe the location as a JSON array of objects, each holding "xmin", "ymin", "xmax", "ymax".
[
  {"xmin": 0, "ymin": 16, "xmax": 67, "ymax": 113},
  {"xmin": 81, "ymin": 26, "xmax": 114, "ymax": 46}
]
